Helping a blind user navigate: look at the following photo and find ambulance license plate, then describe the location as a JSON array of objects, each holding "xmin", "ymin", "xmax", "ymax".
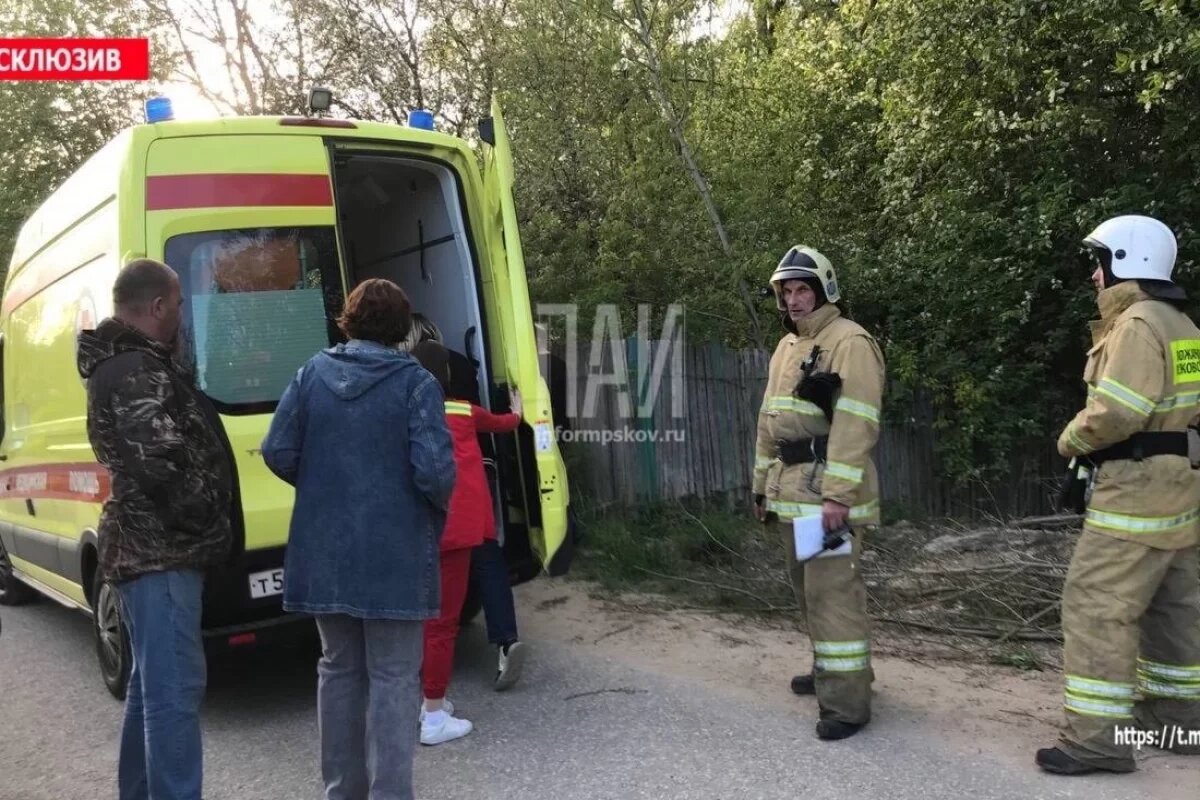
[{"xmin": 248, "ymin": 568, "xmax": 284, "ymax": 599}]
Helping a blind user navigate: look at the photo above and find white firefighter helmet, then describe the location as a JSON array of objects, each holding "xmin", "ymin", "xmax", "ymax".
[
  {"xmin": 1083, "ymin": 215, "xmax": 1177, "ymax": 282},
  {"xmin": 770, "ymin": 246, "xmax": 840, "ymax": 308}
]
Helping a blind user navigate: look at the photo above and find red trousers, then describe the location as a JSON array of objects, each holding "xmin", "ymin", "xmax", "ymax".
[{"xmin": 422, "ymin": 547, "xmax": 472, "ymax": 699}]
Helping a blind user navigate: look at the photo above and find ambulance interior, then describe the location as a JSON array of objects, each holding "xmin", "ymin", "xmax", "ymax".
[
  {"xmin": 333, "ymin": 154, "xmax": 493, "ymax": 400},
  {"xmin": 331, "ymin": 153, "xmax": 542, "ymax": 581}
]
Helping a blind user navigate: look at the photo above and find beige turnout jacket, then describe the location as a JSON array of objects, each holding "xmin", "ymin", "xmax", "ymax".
[
  {"xmin": 753, "ymin": 305, "xmax": 886, "ymax": 524},
  {"xmin": 1058, "ymin": 282, "xmax": 1200, "ymax": 550}
]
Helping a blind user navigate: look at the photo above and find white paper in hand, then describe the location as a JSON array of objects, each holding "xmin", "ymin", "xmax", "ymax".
[{"xmin": 793, "ymin": 515, "xmax": 852, "ymax": 561}]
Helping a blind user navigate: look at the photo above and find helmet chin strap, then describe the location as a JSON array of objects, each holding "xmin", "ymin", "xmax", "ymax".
[{"xmin": 1093, "ymin": 246, "xmax": 1122, "ymax": 289}]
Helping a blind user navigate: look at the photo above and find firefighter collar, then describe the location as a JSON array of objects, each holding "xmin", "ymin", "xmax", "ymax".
[
  {"xmin": 1097, "ymin": 282, "xmax": 1153, "ymax": 326},
  {"xmin": 791, "ymin": 303, "xmax": 842, "ymax": 339}
]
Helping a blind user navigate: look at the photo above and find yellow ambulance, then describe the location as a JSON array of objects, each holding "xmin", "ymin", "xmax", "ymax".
[{"xmin": 0, "ymin": 97, "xmax": 573, "ymax": 697}]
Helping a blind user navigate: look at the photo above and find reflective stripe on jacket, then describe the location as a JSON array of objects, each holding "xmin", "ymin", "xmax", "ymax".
[
  {"xmin": 752, "ymin": 304, "xmax": 886, "ymax": 523},
  {"xmin": 1058, "ymin": 282, "xmax": 1200, "ymax": 549}
]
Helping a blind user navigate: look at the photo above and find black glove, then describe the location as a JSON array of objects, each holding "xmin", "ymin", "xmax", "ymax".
[
  {"xmin": 795, "ymin": 371, "xmax": 843, "ymax": 421},
  {"xmin": 754, "ymin": 493, "xmax": 777, "ymax": 524},
  {"xmin": 1057, "ymin": 457, "xmax": 1093, "ymax": 515},
  {"xmin": 822, "ymin": 523, "xmax": 852, "ymax": 552}
]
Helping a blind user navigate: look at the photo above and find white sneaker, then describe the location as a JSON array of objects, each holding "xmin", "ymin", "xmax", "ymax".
[
  {"xmin": 419, "ymin": 699, "xmax": 454, "ymax": 722},
  {"xmin": 420, "ymin": 711, "xmax": 473, "ymax": 745},
  {"xmin": 494, "ymin": 641, "xmax": 527, "ymax": 692}
]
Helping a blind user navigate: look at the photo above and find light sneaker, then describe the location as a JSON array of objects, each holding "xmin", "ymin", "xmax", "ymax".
[
  {"xmin": 494, "ymin": 641, "xmax": 527, "ymax": 692},
  {"xmin": 420, "ymin": 711, "xmax": 473, "ymax": 745},
  {"xmin": 419, "ymin": 699, "xmax": 454, "ymax": 722}
]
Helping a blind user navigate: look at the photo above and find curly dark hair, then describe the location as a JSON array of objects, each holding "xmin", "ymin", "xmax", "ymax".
[{"xmin": 337, "ymin": 278, "xmax": 412, "ymax": 346}]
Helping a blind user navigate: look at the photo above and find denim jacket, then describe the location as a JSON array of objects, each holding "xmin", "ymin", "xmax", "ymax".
[{"xmin": 262, "ymin": 340, "xmax": 456, "ymax": 619}]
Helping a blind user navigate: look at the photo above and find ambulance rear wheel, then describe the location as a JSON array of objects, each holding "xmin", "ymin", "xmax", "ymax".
[
  {"xmin": 92, "ymin": 570, "xmax": 131, "ymax": 701},
  {"xmin": 0, "ymin": 538, "xmax": 37, "ymax": 606}
]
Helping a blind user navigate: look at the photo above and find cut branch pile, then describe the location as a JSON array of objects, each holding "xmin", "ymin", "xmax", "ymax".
[
  {"xmin": 863, "ymin": 522, "xmax": 1074, "ymax": 647},
  {"xmin": 649, "ymin": 509, "xmax": 1083, "ymax": 661}
]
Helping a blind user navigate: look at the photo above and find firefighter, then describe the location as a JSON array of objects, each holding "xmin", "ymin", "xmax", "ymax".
[
  {"xmin": 1038, "ymin": 215, "xmax": 1200, "ymax": 775},
  {"xmin": 751, "ymin": 245, "xmax": 886, "ymax": 740}
]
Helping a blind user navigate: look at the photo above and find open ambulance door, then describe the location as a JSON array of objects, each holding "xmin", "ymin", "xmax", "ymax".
[{"xmin": 480, "ymin": 99, "xmax": 572, "ymax": 577}]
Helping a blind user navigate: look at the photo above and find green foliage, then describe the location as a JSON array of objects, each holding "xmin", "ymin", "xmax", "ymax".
[
  {"xmin": 574, "ymin": 500, "xmax": 785, "ymax": 601},
  {"xmin": 0, "ymin": 0, "xmax": 165, "ymax": 274},
  {"xmin": 989, "ymin": 647, "xmax": 1047, "ymax": 672},
  {"xmin": 500, "ymin": 0, "xmax": 1200, "ymax": 482},
  {"xmin": 9, "ymin": 0, "xmax": 1200, "ymax": 483}
]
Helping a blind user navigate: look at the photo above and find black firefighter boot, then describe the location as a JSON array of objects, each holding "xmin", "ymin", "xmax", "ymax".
[
  {"xmin": 816, "ymin": 719, "xmax": 864, "ymax": 740},
  {"xmin": 815, "ymin": 707, "xmax": 865, "ymax": 741},
  {"xmin": 1035, "ymin": 747, "xmax": 1135, "ymax": 776},
  {"xmin": 790, "ymin": 672, "xmax": 815, "ymax": 695}
]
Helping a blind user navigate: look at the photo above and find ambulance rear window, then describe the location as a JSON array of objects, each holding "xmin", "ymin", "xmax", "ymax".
[{"xmin": 166, "ymin": 226, "xmax": 343, "ymax": 414}]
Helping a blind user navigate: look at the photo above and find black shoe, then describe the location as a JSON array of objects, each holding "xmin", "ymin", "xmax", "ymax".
[
  {"xmin": 816, "ymin": 719, "xmax": 863, "ymax": 740},
  {"xmin": 1035, "ymin": 747, "xmax": 1134, "ymax": 775},
  {"xmin": 1036, "ymin": 748, "xmax": 1099, "ymax": 775},
  {"xmin": 790, "ymin": 674, "xmax": 815, "ymax": 695}
]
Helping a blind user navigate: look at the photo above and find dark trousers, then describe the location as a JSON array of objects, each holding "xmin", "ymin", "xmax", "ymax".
[{"xmin": 471, "ymin": 538, "xmax": 518, "ymax": 646}]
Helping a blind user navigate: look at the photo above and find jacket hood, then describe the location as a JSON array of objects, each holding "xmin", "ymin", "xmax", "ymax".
[
  {"xmin": 313, "ymin": 340, "xmax": 421, "ymax": 400},
  {"xmin": 77, "ymin": 318, "xmax": 174, "ymax": 379}
]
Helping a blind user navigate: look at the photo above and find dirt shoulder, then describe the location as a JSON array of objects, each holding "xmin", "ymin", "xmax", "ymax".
[{"xmin": 515, "ymin": 576, "xmax": 1200, "ymax": 796}]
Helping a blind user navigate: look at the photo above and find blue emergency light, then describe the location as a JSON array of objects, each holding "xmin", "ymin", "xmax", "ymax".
[
  {"xmin": 145, "ymin": 96, "xmax": 174, "ymax": 123},
  {"xmin": 409, "ymin": 109, "xmax": 435, "ymax": 131}
]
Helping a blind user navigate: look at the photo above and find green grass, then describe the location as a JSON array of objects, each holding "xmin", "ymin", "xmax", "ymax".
[{"xmin": 573, "ymin": 500, "xmax": 795, "ymax": 610}]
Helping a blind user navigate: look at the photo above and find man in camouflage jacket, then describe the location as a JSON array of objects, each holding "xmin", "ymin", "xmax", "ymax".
[{"xmin": 77, "ymin": 259, "xmax": 234, "ymax": 800}]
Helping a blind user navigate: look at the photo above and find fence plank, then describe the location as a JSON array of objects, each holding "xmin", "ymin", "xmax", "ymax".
[{"xmin": 558, "ymin": 341, "xmax": 1060, "ymax": 520}]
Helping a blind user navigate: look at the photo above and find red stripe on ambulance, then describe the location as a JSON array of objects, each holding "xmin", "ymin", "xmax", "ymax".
[
  {"xmin": 0, "ymin": 463, "xmax": 111, "ymax": 503},
  {"xmin": 145, "ymin": 173, "xmax": 333, "ymax": 210}
]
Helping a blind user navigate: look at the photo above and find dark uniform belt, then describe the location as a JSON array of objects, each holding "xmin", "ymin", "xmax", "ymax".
[
  {"xmin": 1091, "ymin": 431, "xmax": 1189, "ymax": 464},
  {"xmin": 776, "ymin": 437, "xmax": 828, "ymax": 465}
]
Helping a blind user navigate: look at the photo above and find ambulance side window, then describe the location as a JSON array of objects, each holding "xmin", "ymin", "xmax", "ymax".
[{"xmin": 166, "ymin": 226, "xmax": 343, "ymax": 415}]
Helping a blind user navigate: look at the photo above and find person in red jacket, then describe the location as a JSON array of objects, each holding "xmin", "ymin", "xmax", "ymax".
[{"xmin": 410, "ymin": 341, "xmax": 522, "ymax": 745}]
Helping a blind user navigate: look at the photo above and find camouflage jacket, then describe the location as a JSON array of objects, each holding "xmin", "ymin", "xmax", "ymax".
[{"xmin": 77, "ymin": 319, "xmax": 235, "ymax": 582}]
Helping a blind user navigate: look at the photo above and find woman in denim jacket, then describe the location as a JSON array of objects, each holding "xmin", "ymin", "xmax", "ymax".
[{"xmin": 262, "ymin": 278, "xmax": 455, "ymax": 800}]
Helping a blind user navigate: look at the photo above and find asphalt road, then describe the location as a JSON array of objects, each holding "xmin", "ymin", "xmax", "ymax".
[{"xmin": 0, "ymin": 596, "xmax": 1195, "ymax": 800}]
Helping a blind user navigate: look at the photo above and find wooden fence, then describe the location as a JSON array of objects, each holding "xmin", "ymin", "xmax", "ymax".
[{"xmin": 548, "ymin": 339, "xmax": 1063, "ymax": 521}]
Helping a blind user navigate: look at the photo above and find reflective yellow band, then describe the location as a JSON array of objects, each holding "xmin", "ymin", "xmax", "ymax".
[
  {"xmin": 1138, "ymin": 659, "xmax": 1200, "ymax": 681},
  {"xmin": 1066, "ymin": 675, "xmax": 1135, "ymax": 699},
  {"xmin": 1064, "ymin": 695, "xmax": 1134, "ymax": 719},
  {"xmin": 1138, "ymin": 678, "xmax": 1200, "ymax": 699},
  {"xmin": 813, "ymin": 640, "xmax": 869, "ymax": 656},
  {"xmin": 765, "ymin": 396, "xmax": 824, "ymax": 417},
  {"xmin": 1086, "ymin": 507, "xmax": 1200, "ymax": 534},
  {"xmin": 815, "ymin": 656, "xmax": 870, "ymax": 672},
  {"xmin": 1094, "ymin": 378, "xmax": 1155, "ymax": 417},
  {"xmin": 825, "ymin": 461, "xmax": 863, "ymax": 485},
  {"xmin": 834, "ymin": 397, "xmax": 880, "ymax": 424},
  {"xmin": 755, "ymin": 456, "xmax": 776, "ymax": 470},
  {"xmin": 1066, "ymin": 424, "xmax": 1091, "ymax": 453},
  {"xmin": 445, "ymin": 401, "xmax": 473, "ymax": 416},
  {"xmin": 1155, "ymin": 391, "xmax": 1200, "ymax": 413},
  {"xmin": 766, "ymin": 498, "xmax": 879, "ymax": 521}
]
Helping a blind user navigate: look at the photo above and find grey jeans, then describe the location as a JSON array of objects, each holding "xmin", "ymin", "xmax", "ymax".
[{"xmin": 314, "ymin": 615, "xmax": 424, "ymax": 800}]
